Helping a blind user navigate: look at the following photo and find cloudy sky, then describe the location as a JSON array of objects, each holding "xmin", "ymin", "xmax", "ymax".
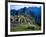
[{"xmin": 10, "ymin": 5, "xmax": 40, "ymax": 10}]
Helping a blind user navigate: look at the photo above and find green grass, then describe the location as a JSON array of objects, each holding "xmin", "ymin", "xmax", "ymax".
[
  {"xmin": 11, "ymin": 23, "xmax": 41, "ymax": 32},
  {"xmin": 10, "ymin": 15, "xmax": 41, "ymax": 32}
]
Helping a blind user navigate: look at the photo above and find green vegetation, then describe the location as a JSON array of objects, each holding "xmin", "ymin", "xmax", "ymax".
[
  {"xmin": 10, "ymin": 15, "xmax": 41, "ymax": 32},
  {"xmin": 11, "ymin": 23, "xmax": 41, "ymax": 32}
]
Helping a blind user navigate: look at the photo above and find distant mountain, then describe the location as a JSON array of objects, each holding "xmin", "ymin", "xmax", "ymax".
[
  {"xmin": 10, "ymin": 9, "xmax": 17, "ymax": 16},
  {"xmin": 10, "ymin": 7, "xmax": 41, "ymax": 16},
  {"xmin": 10, "ymin": 7, "xmax": 41, "ymax": 24}
]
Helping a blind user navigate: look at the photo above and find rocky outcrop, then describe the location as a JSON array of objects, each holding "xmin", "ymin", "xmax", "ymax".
[{"xmin": 10, "ymin": 15, "xmax": 35, "ymax": 26}]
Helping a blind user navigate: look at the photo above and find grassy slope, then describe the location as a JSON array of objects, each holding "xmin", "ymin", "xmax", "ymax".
[
  {"xmin": 11, "ymin": 23, "xmax": 41, "ymax": 32},
  {"xmin": 10, "ymin": 15, "xmax": 41, "ymax": 32}
]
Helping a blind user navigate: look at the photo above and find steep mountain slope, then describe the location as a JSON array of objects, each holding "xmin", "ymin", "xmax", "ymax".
[
  {"xmin": 10, "ymin": 7, "xmax": 41, "ymax": 25},
  {"xmin": 10, "ymin": 7, "xmax": 41, "ymax": 31}
]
